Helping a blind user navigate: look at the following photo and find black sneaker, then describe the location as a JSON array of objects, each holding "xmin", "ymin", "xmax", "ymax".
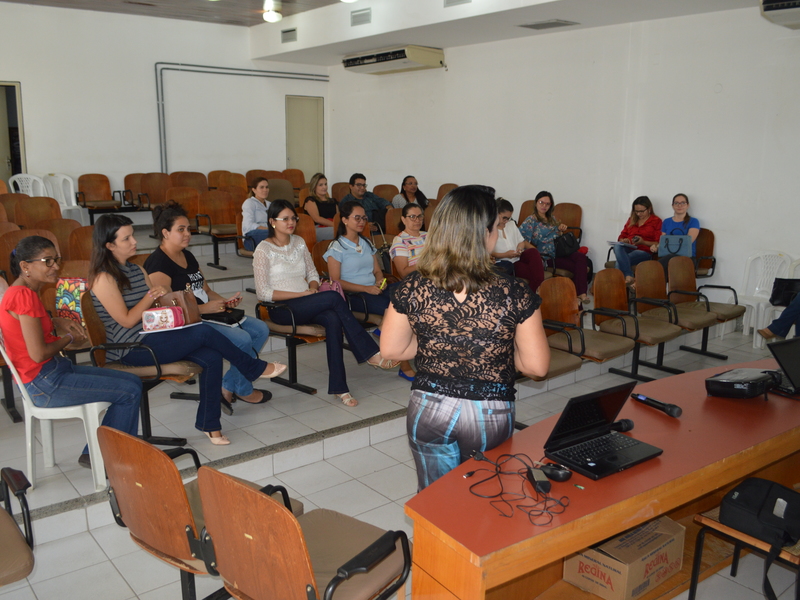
[{"xmin": 78, "ymin": 453, "xmax": 91, "ymax": 469}]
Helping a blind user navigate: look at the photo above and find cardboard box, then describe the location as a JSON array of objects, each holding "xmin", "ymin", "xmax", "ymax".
[{"xmin": 563, "ymin": 516, "xmax": 685, "ymax": 600}]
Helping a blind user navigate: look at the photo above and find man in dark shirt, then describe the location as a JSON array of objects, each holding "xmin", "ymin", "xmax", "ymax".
[{"xmin": 339, "ymin": 172, "xmax": 389, "ymax": 231}]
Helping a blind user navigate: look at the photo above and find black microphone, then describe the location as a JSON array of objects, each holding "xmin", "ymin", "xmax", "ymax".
[
  {"xmin": 631, "ymin": 393, "xmax": 682, "ymax": 418},
  {"xmin": 609, "ymin": 418, "xmax": 634, "ymax": 432}
]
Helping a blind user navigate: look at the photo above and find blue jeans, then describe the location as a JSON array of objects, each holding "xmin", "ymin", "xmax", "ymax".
[
  {"xmin": 24, "ymin": 357, "xmax": 142, "ymax": 455},
  {"xmin": 204, "ymin": 317, "xmax": 270, "ymax": 396},
  {"xmin": 269, "ymin": 291, "xmax": 380, "ymax": 394},
  {"xmin": 122, "ymin": 323, "xmax": 268, "ymax": 432},
  {"xmin": 614, "ymin": 245, "xmax": 653, "ymax": 278},
  {"xmin": 347, "ymin": 291, "xmax": 391, "ymax": 316},
  {"xmin": 244, "ymin": 229, "xmax": 270, "ymax": 251},
  {"xmin": 768, "ymin": 294, "xmax": 800, "ymax": 338}
]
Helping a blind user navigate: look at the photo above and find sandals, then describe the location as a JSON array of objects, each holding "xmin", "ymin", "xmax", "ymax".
[
  {"xmin": 367, "ymin": 354, "xmax": 400, "ymax": 370},
  {"xmin": 259, "ymin": 362, "xmax": 287, "ymax": 379},
  {"xmin": 335, "ymin": 393, "xmax": 358, "ymax": 407},
  {"xmin": 204, "ymin": 431, "xmax": 231, "ymax": 446}
]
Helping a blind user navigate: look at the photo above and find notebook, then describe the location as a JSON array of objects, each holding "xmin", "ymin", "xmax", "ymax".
[
  {"xmin": 543, "ymin": 381, "xmax": 663, "ymax": 480},
  {"xmin": 767, "ymin": 338, "xmax": 800, "ymax": 396}
]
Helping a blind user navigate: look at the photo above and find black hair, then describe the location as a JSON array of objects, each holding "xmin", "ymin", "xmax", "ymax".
[
  {"xmin": 152, "ymin": 200, "xmax": 188, "ymax": 240},
  {"xmin": 349, "ymin": 172, "xmax": 366, "ymax": 186},
  {"xmin": 265, "ymin": 199, "xmax": 297, "ymax": 239},
  {"xmin": 400, "ymin": 175, "xmax": 428, "ymax": 209},
  {"xmin": 533, "ymin": 190, "xmax": 556, "ymax": 225},
  {"xmin": 496, "ymin": 198, "xmax": 514, "ymax": 215},
  {"xmin": 398, "ymin": 201, "xmax": 424, "ymax": 233},
  {"xmin": 672, "ymin": 193, "xmax": 691, "ymax": 224},
  {"xmin": 88, "ymin": 214, "xmax": 135, "ymax": 290},
  {"xmin": 334, "ymin": 201, "xmax": 374, "ymax": 249},
  {"xmin": 10, "ymin": 236, "xmax": 56, "ymax": 279}
]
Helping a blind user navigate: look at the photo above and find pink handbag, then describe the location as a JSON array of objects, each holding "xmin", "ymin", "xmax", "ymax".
[
  {"xmin": 142, "ymin": 306, "xmax": 185, "ymax": 331},
  {"xmin": 318, "ymin": 280, "xmax": 345, "ymax": 300}
]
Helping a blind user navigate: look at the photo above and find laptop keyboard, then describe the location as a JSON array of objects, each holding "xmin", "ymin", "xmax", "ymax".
[
  {"xmin": 777, "ymin": 370, "xmax": 796, "ymax": 392},
  {"xmin": 554, "ymin": 433, "xmax": 638, "ymax": 463}
]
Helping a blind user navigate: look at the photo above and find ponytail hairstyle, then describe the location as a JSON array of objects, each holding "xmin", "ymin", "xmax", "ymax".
[
  {"xmin": 265, "ymin": 199, "xmax": 297, "ymax": 239},
  {"xmin": 88, "ymin": 214, "xmax": 135, "ymax": 290},
  {"xmin": 335, "ymin": 201, "xmax": 374, "ymax": 250},
  {"xmin": 10, "ymin": 236, "xmax": 56, "ymax": 279},
  {"xmin": 152, "ymin": 200, "xmax": 188, "ymax": 240},
  {"xmin": 628, "ymin": 196, "xmax": 654, "ymax": 227},
  {"xmin": 672, "ymin": 193, "xmax": 691, "ymax": 224}
]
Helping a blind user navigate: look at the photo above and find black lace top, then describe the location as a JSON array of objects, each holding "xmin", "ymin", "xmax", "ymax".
[{"xmin": 391, "ymin": 271, "xmax": 541, "ymax": 401}]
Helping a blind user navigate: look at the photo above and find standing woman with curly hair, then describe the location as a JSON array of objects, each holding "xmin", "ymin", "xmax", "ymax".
[{"xmin": 380, "ymin": 185, "xmax": 550, "ymax": 490}]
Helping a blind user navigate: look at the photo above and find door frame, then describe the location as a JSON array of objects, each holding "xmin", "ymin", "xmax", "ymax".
[
  {"xmin": 285, "ymin": 94, "xmax": 324, "ymax": 176},
  {"xmin": 0, "ymin": 81, "xmax": 27, "ymax": 175}
]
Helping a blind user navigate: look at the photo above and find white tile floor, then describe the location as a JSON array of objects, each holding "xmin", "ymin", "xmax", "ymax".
[{"xmin": 3, "ymin": 306, "xmax": 796, "ymax": 599}]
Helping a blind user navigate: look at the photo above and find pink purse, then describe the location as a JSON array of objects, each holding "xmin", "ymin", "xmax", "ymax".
[
  {"xmin": 142, "ymin": 306, "xmax": 185, "ymax": 331},
  {"xmin": 318, "ymin": 280, "xmax": 345, "ymax": 300}
]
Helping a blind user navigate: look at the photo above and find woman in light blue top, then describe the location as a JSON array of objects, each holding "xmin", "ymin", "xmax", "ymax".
[{"xmin": 242, "ymin": 177, "xmax": 271, "ymax": 251}]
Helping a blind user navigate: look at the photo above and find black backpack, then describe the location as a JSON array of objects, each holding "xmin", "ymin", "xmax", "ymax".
[{"xmin": 719, "ymin": 478, "xmax": 800, "ymax": 600}]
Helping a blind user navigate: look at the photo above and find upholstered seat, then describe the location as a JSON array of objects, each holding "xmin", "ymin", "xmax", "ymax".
[{"xmin": 529, "ymin": 348, "xmax": 582, "ymax": 381}]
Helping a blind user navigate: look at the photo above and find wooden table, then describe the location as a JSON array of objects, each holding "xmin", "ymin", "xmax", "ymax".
[{"xmin": 405, "ymin": 359, "xmax": 800, "ymax": 600}]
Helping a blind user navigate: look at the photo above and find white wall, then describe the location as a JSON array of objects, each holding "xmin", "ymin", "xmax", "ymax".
[
  {"xmin": 327, "ymin": 7, "xmax": 800, "ymax": 286},
  {"xmin": 0, "ymin": 2, "xmax": 328, "ymax": 190}
]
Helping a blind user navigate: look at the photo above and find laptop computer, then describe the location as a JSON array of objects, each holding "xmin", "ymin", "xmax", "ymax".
[
  {"xmin": 543, "ymin": 381, "xmax": 663, "ymax": 480},
  {"xmin": 767, "ymin": 338, "xmax": 800, "ymax": 396}
]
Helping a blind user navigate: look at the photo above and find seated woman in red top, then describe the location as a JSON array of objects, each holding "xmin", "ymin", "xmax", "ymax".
[
  {"xmin": 0, "ymin": 236, "xmax": 141, "ymax": 469},
  {"xmin": 612, "ymin": 196, "xmax": 662, "ymax": 286}
]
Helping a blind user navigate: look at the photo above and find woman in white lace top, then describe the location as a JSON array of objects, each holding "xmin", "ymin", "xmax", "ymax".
[{"xmin": 253, "ymin": 200, "xmax": 398, "ymax": 407}]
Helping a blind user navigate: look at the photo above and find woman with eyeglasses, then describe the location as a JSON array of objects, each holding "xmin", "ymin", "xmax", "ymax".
[
  {"xmin": 658, "ymin": 193, "xmax": 700, "ymax": 277},
  {"xmin": 391, "ymin": 175, "xmax": 428, "ymax": 209},
  {"xmin": 380, "ymin": 185, "xmax": 550, "ymax": 490},
  {"xmin": 326, "ymin": 201, "xmax": 415, "ymax": 381},
  {"xmin": 389, "ymin": 203, "xmax": 427, "ymax": 278},
  {"xmin": 0, "ymin": 236, "xmax": 141, "ymax": 468},
  {"xmin": 612, "ymin": 196, "xmax": 662, "ymax": 287},
  {"xmin": 492, "ymin": 198, "xmax": 544, "ymax": 292},
  {"xmin": 519, "ymin": 190, "xmax": 590, "ymax": 304},
  {"xmin": 253, "ymin": 199, "xmax": 399, "ymax": 407}
]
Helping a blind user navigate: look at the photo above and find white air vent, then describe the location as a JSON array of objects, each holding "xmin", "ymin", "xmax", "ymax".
[
  {"xmin": 519, "ymin": 19, "xmax": 579, "ymax": 31},
  {"xmin": 444, "ymin": 0, "xmax": 471, "ymax": 7},
  {"xmin": 281, "ymin": 28, "xmax": 297, "ymax": 43},
  {"xmin": 343, "ymin": 45, "xmax": 445, "ymax": 75},
  {"xmin": 351, "ymin": 8, "xmax": 371, "ymax": 26},
  {"xmin": 761, "ymin": 0, "xmax": 800, "ymax": 28}
]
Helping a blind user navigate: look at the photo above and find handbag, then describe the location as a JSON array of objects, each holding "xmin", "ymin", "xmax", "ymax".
[
  {"xmin": 142, "ymin": 306, "xmax": 185, "ymax": 331},
  {"xmin": 55, "ymin": 278, "xmax": 87, "ymax": 327},
  {"xmin": 319, "ymin": 279, "xmax": 346, "ymax": 300},
  {"xmin": 769, "ymin": 278, "xmax": 800, "ymax": 307},
  {"xmin": 554, "ymin": 232, "xmax": 579, "ymax": 258},
  {"xmin": 202, "ymin": 307, "xmax": 246, "ymax": 326},
  {"xmin": 155, "ymin": 288, "xmax": 201, "ymax": 324},
  {"xmin": 657, "ymin": 235, "xmax": 692, "ymax": 258}
]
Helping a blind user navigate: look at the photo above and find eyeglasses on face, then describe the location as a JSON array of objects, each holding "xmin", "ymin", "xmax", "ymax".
[
  {"xmin": 348, "ymin": 215, "xmax": 368, "ymax": 222},
  {"xmin": 405, "ymin": 214, "xmax": 424, "ymax": 220},
  {"xmin": 273, "ymin": 216, "xmax": 299, "ymax": 223},
  {"xmin": 27, "ymin": 256, "xmax": 62, "ymax": 267},
  {"xmin": 634, "ymin": 208, "xmax": 649, "ymax": 214},
  {"xmin": 353, "ymin": 183, "xmax": 367, "ymax": 188},
  {"xmin": 537, "ymin": 200, "xmax": 551, "ymax": 207},
  {"xmin": 673, "ymin": 201, "xmax": 688, "ymax": 207},
  {"xmin": 500, "ymin": 216, "xmax": 512, "ymax": 222}
]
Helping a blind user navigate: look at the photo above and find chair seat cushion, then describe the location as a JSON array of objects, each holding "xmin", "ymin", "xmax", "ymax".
[
  {"xmin": 0, "ymin": 510, "xmax": 34, "ymax": 586},
  {"xmin": 198, "ymin": 224, "xmax": 237, "ymax": 236},
  {"xmin": 105, "ymin": 360, "xmax": 202, "ymax": 379},
  {"xmin": 547, "ymin": 328, "xmax": 635, "ymax": 362},
  {"xmin": 677, "ymin": 301, "xmax": 746, "ymax": 322},
  {"xmin": 640, "ymin": 306, "xmax": 718, "ymax": 330},
  {"xmin": 299, "ymin": 508, "xmax": 408, "ymax": 600},
  {"xmin": 598, "ymin": 316, "xmax": 682, "ymax": 345},
  {"xmin": 264, "ymin": 319, "xmax": 326, "ymax": 337},
  {"xmin": 530, "ymin": 349, "xmax": 582, "ymax": 381}
]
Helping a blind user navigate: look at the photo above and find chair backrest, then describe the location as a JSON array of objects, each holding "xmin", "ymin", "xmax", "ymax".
[
  {"xmin": 0, "ymin": 180, "xmax": 6, "ymax": 194},
  {"xmin": 247, "ymin": 169, "xmax": 284, "ymax": 184},
  {"xmin": 68, "ymin": 226, "xmax": 95, "ymax": 262},
  {"xmin": 141, "ymin": 173, "xmax": 172, "ymax": 206},
  {"xmin": 9, "ymin": 174, "xmax": 46, "ymax": 197},
  {"xmin": 695, "ymin": 228, "xmax": 715, "ymax": 273},
  {"xmin": 235, "ymin": 210, "xmax": 252, "ymax": 256},
  {"xmin": 15, "ymin": 197, "xmax": 61, "ymax": 229},
  {"xmin": 298, "ymin": 187, "xmax": 311, "ymax": 208},
  {"xmin": 518, "ymin": 200, "xmax": 536, "ymax": 225},
  {"xmin": 331, "ymin": 182, "xmax": 349, "ymax": 202},
  {"xmin": 281, "ymin": 169, "xmax": 305, "ymax": 192},
  {"xmin": 538, "ymin": 277, "xmax": 580, "ymax": 333},
  {"xmin": 44, "ymin": 173, "xmax": 78, "ymax": 209},
  {"xmin": 164, "ymin": 187, "xmax": 200, "ymax": 227},
  {"xmin": 0, "ymin": 202, "xmax": 7, "ymax": 223},
  {"xmin": 635, "ymin": 260, "xmax": 668, "ymax": 310},
  {"xmin": 553, "ymin": 202, "xmax": 582, "ymax": 231},
  {"xmin": 0, "ymin": 193, "xmax": 29, "ymax": 224},
  {"xmin": 123, "ymin": 173, "xmax": 144, "ymax": 201},
  {"xmin": 0, "ymin": 340, "xmax": 38, "ymax": 415},
  {"xmin": 40, "ymin": 259, "xmax": 89, "ymax": 315},
  {"xmin": 78, "ymin": 174, "xmax": 112, "ymax": 203},
  {"xmin": 312, "ymin": 239, "xmax": 333, "ymax": 277},
  {"xmin": 742, "ymin": 251, "xmax": 791, "ymax": 299},
  {"xmin": 790, "ymin": 258, "xmax": 800, "ymax": 278},
  {"xmin": 423, "ymin": 205, "xmax": 435, "ymax": 231},
  {"xmin": 295, "ymin": 214, "xmax": 317, "ymax": 254},
  {"xmin": 129, "ymin": 253, "xmax": 151, "ymax": 267},
  {"xmin": 0, "ymin": 229, "xmax": 59, "ymax": 279},
  {"xmin": 170, "ymin": 171, "xmax": 208, "ymax": 193},
  {"xmin": 97, "ymin": 426, "xmax": 201, "ymax": 564},
  {"xmin": 219, "ymin": 185, "xmax": 248, "ymax": 205},
  {"xmin": 373, "ymin": 184, "xmax": 399, "ymax": 204},
  {"xmin": 667, "ymin": 256, "xmax": 699, "ymax": 304},
  {"xmin": 384, "ymin": 207, "xmax": 403, "ymax": 237},
  {"xmin": 198, "ymin": 190, "xmax": 236, "ymax": 228},
  {"xmin": 80, "ymin": 290, "xmax": 108, "ymax": 364},
  {"xmin": 437, "ymin": 183, "xmax": 457, "ymax": 201},
  {"xmin": 33, "ymin": 219, "xmax": 81, "ymax": 261},
  {"xmin": 0, "ymin": 222, "xmax": 20, "ymax": 242},
  {"xmin": 592, "ymin": 269, "xmax": 629, "ymax": 324},
  {"xmin": 224, "ymin": 172, "xmax": 248, "ymax": 193},
  {"xmin": 198, "ymin": 466, "xmax": 318, "ymax": 600},
  {"xmin": 268, "ymin": 179, "xmax": 294, "ymax": 203},
  {"xmin": 207, "ymin": 170, "xmax": 230, "ymax": 189}
]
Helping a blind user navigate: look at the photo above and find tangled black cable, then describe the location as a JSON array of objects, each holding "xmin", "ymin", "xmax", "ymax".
[{"xmin": 464, "ymin": 451, "xmax": 569, "ymax": 525}]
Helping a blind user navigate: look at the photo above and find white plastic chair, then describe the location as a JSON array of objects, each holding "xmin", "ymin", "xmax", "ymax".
[
  {"xmin": 757, "ymin": 257, "xmax": 800, "ymax": 348},
  {"xmin": 43, "ymin": 173, "xmax": 87, "ymax": 225},
  {"xmin": 8, "ymin": 174, "xmax": 46, "ymax": 197},
  {"xmin": 0, "ymin": 342, "xmax": 110, "ymax": 492},
  {"xmin": 737, "ymin": 251, "xmax": 791, "ymax": 348}
]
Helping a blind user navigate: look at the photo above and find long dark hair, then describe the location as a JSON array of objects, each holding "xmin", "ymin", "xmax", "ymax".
[
  {"xmin": 334, "ymin": 201, "xmax": 374, "ymax": 249},
  {"xmin": 400, "ymin": 175, "xmax": 428, "ymax": 209},
  {"xmin": 673, "ymin": 193, "xmax": 691, "ymax": 224},
  {"xmin": 629, "ymin": 196, "xmax": 654, "ymax": 226},
  {"xmin": 265, "ymin": 199, "xmax": 297, "ymax": 239},
  {"xmin": 152, "ymin": 200, "xmax": 188, "ymax": 240},
  {"xmin": 397, "ymin": 201, "xmax": 424, "ymax": 233},
  {"xmin": 88, "ymin": 214, "xmax": 134, "ymax": 290},
  {"xmin": 10, "ymin": 236, "xmax": 55, "ymax": 279},
  {"xmin": 533, "ymin": 190, "xmax": 557, "ymax": 225}
]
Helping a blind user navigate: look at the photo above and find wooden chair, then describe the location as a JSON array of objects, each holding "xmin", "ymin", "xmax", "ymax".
[
  {"xmin": 298, "ymin": 187, "xmax": 311, "ymax": 208},
  {"xmin": 423, "ymin": 205, "xmax": 435, "ymax": 232},
  {"xmin": 331, "ymin": 182, "xmax": 350, "ymax": 203},
  {"xmin": 129, "ymin": 253, "xmax": 151, "ymax": 267},
  {"xmin": 68, "ymin": 225, "xmax": 94, "ymax": 262},
  {"xmin": 634, "ymin": 260, "xmax": 724, "ymax": 360},
  {"xmin": 668, "ymin": 256, "xmax": 746, "ymax": 342},
  {"xmin": 0, "ymin": 193, "xmax": 29, "ymax": 225},
  {"xmin": 518, "ymin": 200, "xmax": 536, "ymax": 225},
  {"xmin": 268, "ymin": 178, "xmax": 295, "ymax": 204},
  {"xmin": 282, "ymin": 168, "xmax": 306, "ymax": 198},
  {"xmin": 33, "ymin": 218, "xmax": 81, "ymax": 262},
  {"xmin": 122, "ymin": 173, "xmax": 145, "ymax": 210},
  {"xmin": 170, "ymin": 171, "xmax": 208, "ymax": 193},
  {"xmin": 0, "ymin": 180, "xmax": 6, "ymax": 195},
  {"xmin": 14, "ymin": 196, "xmax": 61, "ymax": 229},
  {"xmin": 384, "ymin": 207, "xmax": 402, "ymax": 237},
  {"xmin": 553, "ymin": 202, "xmax": 583, "ymax": 242},
  {"xmin": 138, "ymin": 172, "xmax": 172, "ymax": 209},
  {"xmin": 234, "ymin": 211, "xmax": 256, "ymax": 261},
  {"xmin": 247, "ymin": 169, "xmax": 283, "ymax": 183},
  {"xmin": 0, "ymin": 467, "xmax": 34, "ymax": 588},
  {"xmin": 224, "ymin": 172, "xmax": 248, "ymax": 195},
  {"xmin": 164, "ymin": 186, "xmax": 200, "ymax": 231},
  {"xmin": 0, "ymin": 202, "xmax": 6, "ymax": 223},
  {"xmin": 207, "ymin": 170, "xmax": 230, "ymax": 190},
  {"xmin": 197, "ymin": 466, "xmax": 411, "ymax": 600},
  {"xmin": 590, "ymin": 268, "xmax": 684, "ymax": 382},
  {"xmin": 77, "ymin": 174, "xmax": 135, "ymax": 225},
  {"xmin": 373, "ymin": 184, "xmax": 399, "ymax": 205},
  {"xmin": 436, "ymin": 183, "xmax": 457, "ymax": 201},
  {"xmin": 539, "ymin": 277, "xmax": 635, "ymax": 365},
  {"xmin": 295, "ymin": 213, "xmax": 318, "ymax": 254},
  {"xmin": 0, "ymin": 229, "xmax": 59, "ymax": 279},
  {"xmin": 197, "ymin": 190, "xmax": 237, "ymax": 270},
  {"xmin": 312, "ymin": 239, "xmax": 333, "ymax": 278},
  {"xmin": 694, "ymin": 228, "xmax": 716, "ymax": 279},
  {"xmin": 81, "ymin": 291, "xmax": 200, "ymax": 447},
  {"xmin": 219, "ymin": 184, "xmax": 248, "ymax": 205}
]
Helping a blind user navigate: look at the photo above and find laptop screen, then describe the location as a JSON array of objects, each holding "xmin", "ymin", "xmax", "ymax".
[
  {"xmin": 544, "ymin": 381, "xmax": 638, "ymax": 450},
  {"xmin": 768, "ymin": 338, "xmax": 800, "ymax": 387}
]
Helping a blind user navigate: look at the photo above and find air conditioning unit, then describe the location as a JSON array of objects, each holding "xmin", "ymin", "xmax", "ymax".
[
  {"xmin": 343, "ymin": 45, "xmax": 445, "ymax": 75},
  {"xmin": 761, "ymin": 0, "xmax": 800, "ymax": 29}
]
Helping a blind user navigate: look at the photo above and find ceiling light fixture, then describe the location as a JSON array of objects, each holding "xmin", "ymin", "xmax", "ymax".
[
  {"xmin": 341, "ymin": 0, "xmax": 359, "ymax": 3},
  {"xmin": 263, "ymin": 0, "xmax": 282, "ymax": 22}
]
